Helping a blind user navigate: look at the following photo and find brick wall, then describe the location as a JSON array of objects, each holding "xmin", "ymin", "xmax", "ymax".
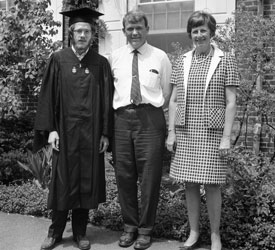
[
  {"xmin": 234, "ymin": 0, "xmax": 275, "ymax": 154},
  {"xmin": 263, "ymin": 0, "xmax": 275, "ymax": 15},
  {"xmin": 240, "ymin": 0, "xmax": 275, "ymax": 15},
  {"xmin": 241, "ymin": 0, "xmax": 259, "ymax": 12},
  {"xmin": 17, "ymin": 80, "xmax": 38, "ymax": 117}
]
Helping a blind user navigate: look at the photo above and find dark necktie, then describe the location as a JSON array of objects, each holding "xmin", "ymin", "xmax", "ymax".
[{"xmin": 130, "ymin": 49, "xmax": 142, "ymax": 105}]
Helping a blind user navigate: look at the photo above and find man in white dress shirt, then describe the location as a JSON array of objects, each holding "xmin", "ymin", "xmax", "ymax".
[{"xmin": 109, "ymin": 10, "xmax": 172, "ymax": 250}]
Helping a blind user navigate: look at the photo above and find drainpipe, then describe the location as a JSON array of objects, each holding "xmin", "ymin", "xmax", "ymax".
[{"xmin": 253, "ymin": 0, "xmax": 264, "ymax": 154}]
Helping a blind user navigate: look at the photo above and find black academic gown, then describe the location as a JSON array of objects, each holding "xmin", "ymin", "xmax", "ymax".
[{"xmin": 33, "ymin": 47, "xmax": 113, "ymax": 210}]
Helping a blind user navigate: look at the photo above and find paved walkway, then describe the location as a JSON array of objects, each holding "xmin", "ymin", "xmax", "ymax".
[{"xmin": 0, "ymin": 212, "xmax": 215, "ymax": 250}]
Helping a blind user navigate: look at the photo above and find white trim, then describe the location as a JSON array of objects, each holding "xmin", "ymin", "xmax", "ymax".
[
  {"xmin": 183, "ymin": 44, "xmax": 224, "ymax": 107},
  {"xmin": 139, "ymin": 0, "xmax": 193, "ymax": 5}
]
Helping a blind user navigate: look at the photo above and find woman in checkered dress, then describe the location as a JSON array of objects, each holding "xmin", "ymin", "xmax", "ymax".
[{"xmin": 166, "ymin": 11, "xmax": 239, "ymax": 250}]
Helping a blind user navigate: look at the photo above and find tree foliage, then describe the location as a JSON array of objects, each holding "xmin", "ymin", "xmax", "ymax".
[
  {"xmin": 0, "ymin": 0, "xmax": 61, "ymax": 118},
  {"xmin": 214, "ymin": 3, "xmax": 275, "ymax": 154}
]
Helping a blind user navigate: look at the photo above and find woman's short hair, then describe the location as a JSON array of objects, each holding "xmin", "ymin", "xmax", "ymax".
[
  {"xmin": 187, "ymin": 11, "xmax": 216, "ymax": 38},
  {"xmin": 122, "ymin": 10, "xmax": 149, "ymax": 29}
]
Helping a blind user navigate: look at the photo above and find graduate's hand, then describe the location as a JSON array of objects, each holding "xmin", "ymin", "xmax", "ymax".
[
  {"xmin": 48, "ymin": 131, "xmax": 59, "ymax": 151},
  {"xmin": 99, "ymin": 135, "xmax": 109, "ymax": 153}
]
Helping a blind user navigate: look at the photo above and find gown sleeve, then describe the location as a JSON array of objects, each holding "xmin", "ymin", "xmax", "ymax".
[
  {"xmin": 33, "ymin": 54, "xmax": 60, "ymax": 153},
  {"xmin": 100, "ymin": 56, "xmax": 114, "ymax": 138}
]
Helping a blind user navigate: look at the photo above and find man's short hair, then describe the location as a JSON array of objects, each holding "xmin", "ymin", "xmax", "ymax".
[{"xmin": 122, "ymin": 10, "xmax": 149, "ymax": 28}]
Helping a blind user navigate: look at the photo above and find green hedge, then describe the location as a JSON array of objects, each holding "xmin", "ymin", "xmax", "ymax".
[
  {"xmin": 0, "ymin": 113, "xmax": 34, "ymax": 184},
  {"xmin": 0, "ymin": 181, "xmax": 48, "ymax": 217},
  {"xmin": 0, "ymin": 147, "xmax": 275, "ymax": 250}
]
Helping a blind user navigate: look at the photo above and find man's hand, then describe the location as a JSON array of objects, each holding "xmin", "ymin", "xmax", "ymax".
[
  {"xmin": 48, "ymin": 131, "xmax": 59, "ymax": 151},
  {"xmin": 99, "ymin": 135, "xmax": 109, "ymax": 153},
  {"xmin": 166, "ymin": 130, "xmax": 176, "ymax": 153}
]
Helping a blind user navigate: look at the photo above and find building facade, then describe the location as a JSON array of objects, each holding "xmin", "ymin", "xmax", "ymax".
[{"xmin": 97, "ymin": 0, "xmax": 236, "ymax": 57}]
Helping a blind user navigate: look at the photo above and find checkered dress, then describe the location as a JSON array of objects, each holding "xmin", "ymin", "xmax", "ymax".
[{"xmin": 170, "ymin": 51, "xmax": 238, "ymax": 184}]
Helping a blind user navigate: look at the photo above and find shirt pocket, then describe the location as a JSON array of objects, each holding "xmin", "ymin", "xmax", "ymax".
[{"xmin": 141, "ymin": 70, "xmax": 161, "ymax": 89}]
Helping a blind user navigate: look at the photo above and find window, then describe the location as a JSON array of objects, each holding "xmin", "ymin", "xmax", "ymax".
[
  {"xmin": 0, "ymin": 0, "xmax": 14, "ymax": 10},
  {"xmin": 139, "ymin": 0, "xmax": 194, "ymax": 54}
]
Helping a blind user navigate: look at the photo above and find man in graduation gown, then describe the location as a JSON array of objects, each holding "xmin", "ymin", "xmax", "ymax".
[{"xmin": 33, "ymin": 7, "xmax": 113, "ymax": 250}]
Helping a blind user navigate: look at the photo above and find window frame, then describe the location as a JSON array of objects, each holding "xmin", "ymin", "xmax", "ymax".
[
  {"xmin": 138, "ymin": 0, "xmax": 194, "ymax": 34},
  {"xmin": 138, "ymin": 0, "xmax": 194, "ymax": 54},
  {"xmin": 0, "ymin": 0, "xmax": 15, "ymax": 10}
]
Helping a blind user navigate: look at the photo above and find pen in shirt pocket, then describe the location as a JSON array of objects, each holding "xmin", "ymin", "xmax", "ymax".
[{"xmin": 149, "ymin": 69, "xmax": 159, "ymax": 74}]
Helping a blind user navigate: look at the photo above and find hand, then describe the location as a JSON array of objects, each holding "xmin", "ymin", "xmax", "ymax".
[
  {"xmin": 48, "ymin": 131, "xmax": 59, "ymax": 151},
  {"xmin": 219, "ymin": 136, "xmax": 231, "ymax": 158},
  {"xmin": 166, "ymin": 130, "xmax": 176, "ymax": 153},
  {"xmin": 99, "ymin": 135, "xmax": 109, "ymax": 153}
]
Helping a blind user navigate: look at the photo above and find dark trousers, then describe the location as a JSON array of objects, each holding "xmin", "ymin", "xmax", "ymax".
[
  {"xmin": 48, "ymin": 208, "xmax": 89, "ymax": 239},
  {"xmin": 113, "ymin": 104, "xmax": 165, "ymax": 235}
]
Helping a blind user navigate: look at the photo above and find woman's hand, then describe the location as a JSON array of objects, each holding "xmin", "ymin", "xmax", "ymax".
[
  {"xmin": 48, "ymin": 131, "xmax": 59, "ymax": 151},
  {"xmin": 219, "ymin": 135, "xmax": 230, "ymax": 158},
  {"xmin": 166, "ymin": 130, "xmax": 177, "ymax": 153}
]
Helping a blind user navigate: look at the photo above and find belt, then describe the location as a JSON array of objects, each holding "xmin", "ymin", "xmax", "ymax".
[{"xmin": 116, "ymin": 103, "xmax": 152, "ymax": 112}]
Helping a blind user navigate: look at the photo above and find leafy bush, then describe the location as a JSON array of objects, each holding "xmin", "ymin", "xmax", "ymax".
[
  {"xmin": 89, "ymin": 173, "xmax": 123, "ymax": 230},
  {"xmin": 221, "ymin": 146, "xmax": 275, "ymax": 250},
  {"xmin": 0, "ymin": 181, "xmax": 49, "ymax": 217},
  {"xmin": 0, "ymin": 112, "xmax": 33, "ymax": 154},
  {"xmin": 214, "ymin": 4, "xmax": 275, "ymax": 153},
  {"xmin": 0, "ymin": 150, "xmax": 275, "ymax": 250},
  {"xmin": 89, "ymin": 147, "xmax": 275, "ymax": 250},
  {"xmin": 0, "ymin": 149, "xmax": 32, "ymax": 185},
  {"xmin": 0, "ymin": 112, "xmax": 34, "ymax": 184},
  {"xmin": 0, "ymin": 0, "xmax": 61, "ymax": 118},
  {"xmin": 17, "ymin": 146, "xmax": 52, "ymax": 190}
]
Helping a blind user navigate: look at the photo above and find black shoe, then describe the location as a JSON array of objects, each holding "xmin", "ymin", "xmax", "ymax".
[
  {"xmin": 134, "ymin": 235, "xmax": 152, "ymax": 250},
  {"xmin": 40, "ymin": 236, "xmax": 62, "ymax": 250},
  {"xmin": 179, "ymin": 238, "xmax": 201, "ymax": 250},
  {"xmin": 118, "ymin": 231, "xmax": 137, "ymax": 247},
  {"xmin": 74, "ymin": 235, "xmax": 91, "ymax": 250}
]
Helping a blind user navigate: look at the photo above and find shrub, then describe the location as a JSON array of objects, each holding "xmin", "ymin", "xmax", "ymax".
[
  {"xmin": 17, "ymin": 146, "xmax": 52, "ymax": 190},
  {"xmin": 89, "ymin": 148, "xmax": 275, "ymax": 250},
  {"xmin": 0, "ymin": 112, "xmax": 34, "ymax": 184},
  {"xmin": 1, "ymin": 149, "xmax": 275, "ymax": 250},
  {"xmin": 0, "ymin": 112, "xmax": 33, "ymax": 154},
  {"xmin": 221, "ymin": 146, "xmax": 275, "ymax": 250},
  {"xmin": 0, "ymin": 149, "xmax": 33, "ymax": 185},
  {"xmin": 0, "ymin": 181, "xmax": 49, "ymax": 217},
  {"xmin": 89, "ymin": 161, "xmax": 123, "ymax": 230},
  {"xmin": 0, "ymin": 0, "xmax": 61, "ymax": 118},
  {"xmin": 214, "ymin": 5, "xmax": 275, "ymax": 153}
]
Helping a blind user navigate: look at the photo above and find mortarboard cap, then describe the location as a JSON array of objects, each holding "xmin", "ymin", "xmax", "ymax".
[{"xmin": 60, "ymin": 7, "xmax": 103, "ymax": 27}]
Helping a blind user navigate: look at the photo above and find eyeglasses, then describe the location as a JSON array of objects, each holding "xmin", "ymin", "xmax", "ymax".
[{"xmin": 73, "ymin": 29, "xmax": 92, "ymax": 36}]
